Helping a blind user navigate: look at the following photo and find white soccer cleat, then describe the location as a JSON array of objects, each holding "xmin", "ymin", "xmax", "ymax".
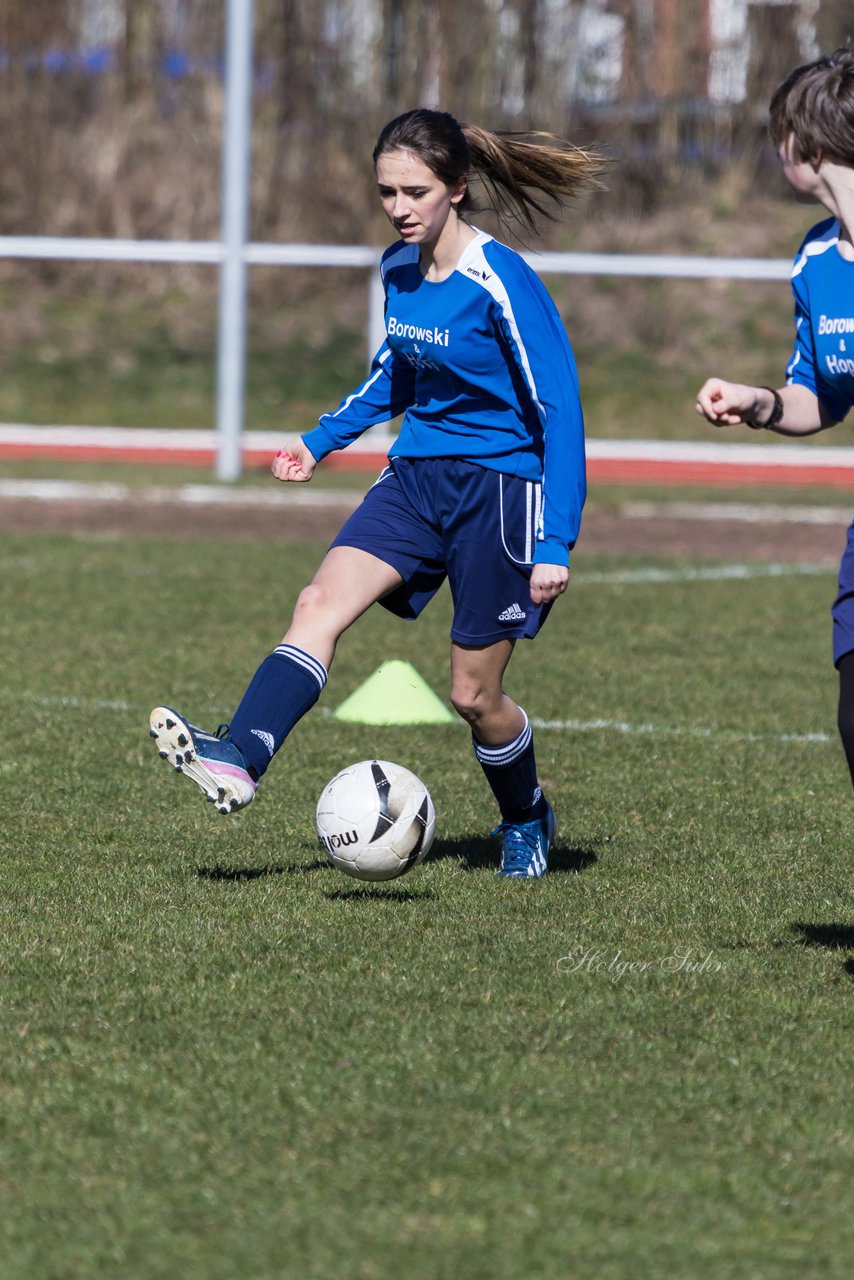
[{"xmin": 149, "ymin": 706, "xmax": 257, "ymax": 815}]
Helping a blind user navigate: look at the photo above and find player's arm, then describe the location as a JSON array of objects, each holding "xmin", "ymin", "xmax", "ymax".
[
  {"xmin": 301, "ymin": 341, "xmax": 416, "ymax": 463},
  {"xmin": 696, "ymin": 251, "xmax": 847, "ymax": 438},
  {"xmin": 271, "ymin": 339, "xmax": 416, "ymax": 481},
  {"xmin": 695, "ymin": 379, "xmax": 838, "ymax": 436},
  {"xmin": 492, "ymin": 268, "xmax": 586, "ymax": 587},
  {"xmin": 508, "ymin": 301, "xmax": 586, "ymax": 572}
]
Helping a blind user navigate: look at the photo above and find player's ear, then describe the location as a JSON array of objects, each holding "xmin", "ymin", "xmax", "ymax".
[{"xmin": 450, "ymin": 177, "xmax": 467, "ymax": 206}]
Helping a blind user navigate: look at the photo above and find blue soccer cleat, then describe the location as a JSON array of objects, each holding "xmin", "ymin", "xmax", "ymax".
[
  {"xmin": 493, "ymin": 802, "xmax": 555, "ymax": 878},
  {"xmin": 149, "ymin": 706, "xmax": 257, "ymax": 815}
]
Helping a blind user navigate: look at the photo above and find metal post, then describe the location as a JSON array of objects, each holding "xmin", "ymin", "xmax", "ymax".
[
  {"xmin": 215, "ymin": 0, "xmax": 254, "ymax": 482},
  {"xmin": 367, "ymin": 260, "xmax": 386, "ymax": 364}
]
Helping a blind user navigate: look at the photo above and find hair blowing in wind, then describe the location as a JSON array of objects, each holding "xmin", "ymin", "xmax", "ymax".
[{"xmin": 374, "ymin": 108, "xmax": 604, "ymax": 237}]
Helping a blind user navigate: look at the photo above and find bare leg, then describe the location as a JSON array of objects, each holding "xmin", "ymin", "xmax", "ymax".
[
  {"xmin": 451, "ymin": 639, "xmax": 554, "ymax": 876},
  {"xmin": 151, "ymin": 548, "xmax": 405, "ymax": 813},
  {"xmin": 283, "ymin": 545, "xmax": 404, "ymax": 669},
  {"xmin": 449, "ymin": 639, "xmax": 524, "ymax": 742}
]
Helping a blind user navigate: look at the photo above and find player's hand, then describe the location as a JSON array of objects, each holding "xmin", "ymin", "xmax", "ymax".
[
  {"xmin": 695, "ymin": 378, "xmax": 759, "ymax": 427},
  {"xmin": 271, "ymin": 440, "xmax": 317, "ymax": 482},
  {"xmin": 530, "ymin": 563, "xmax": 569, "ymax": 605}
]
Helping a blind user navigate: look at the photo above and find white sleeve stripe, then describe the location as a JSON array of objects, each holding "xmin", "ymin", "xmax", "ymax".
[
  {"xmin": 791, "ymin": 221, "xmax": 840, "ymax": 278},
  {"xmin": 460, "ymin": 247, "xmax": 546, "ymax": 420},
  {"xmin": 321, "ymin": 349, "xmax": 393, "ymax": 422}
]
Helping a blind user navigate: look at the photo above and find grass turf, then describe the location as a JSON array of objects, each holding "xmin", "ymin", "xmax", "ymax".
[{"xmin": 0, "ymin": 528, "xmax": 850, "ymax": 1278}]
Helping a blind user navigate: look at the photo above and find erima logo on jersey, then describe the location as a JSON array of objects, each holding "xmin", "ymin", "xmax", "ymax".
[
  {"xmin": 466, "ymin": 265, "xmax": 491, "ymax": 282},
  {"xmin": 499, "ymin": 602, "xmax": 527, "ymax": 622},
  {"xmin": 250, "ymin": 729, "xmax": 275, "ymax": 757},
  {"xmin": 387, "ymin": 317, "xmax": 450, "ymax": 346}
]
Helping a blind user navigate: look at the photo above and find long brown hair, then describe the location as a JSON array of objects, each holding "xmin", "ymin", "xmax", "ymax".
[
  {"xmin": 769, "ymin": 47, "xmax": 854, "ymax": 167},
  {"xmin": 373, "ymin": 108, "xmax": 604, "ymax": 236}
]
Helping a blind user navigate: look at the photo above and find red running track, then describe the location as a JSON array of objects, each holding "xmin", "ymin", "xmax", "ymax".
[{"xmin": 2, "ymin": 427, "xmax": 854, "ymax": 488}]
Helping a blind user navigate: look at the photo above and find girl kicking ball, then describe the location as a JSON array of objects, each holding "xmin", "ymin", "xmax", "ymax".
[{"xmin": 151, "ymin": 108, "xmax": 602, "ymax": 876}]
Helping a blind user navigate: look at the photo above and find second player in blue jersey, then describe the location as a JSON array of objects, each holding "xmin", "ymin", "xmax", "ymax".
[
  {"xmin": 150, "ymin": 108, "xmax": 603, "ymax": 877},
  {"xmin": 696, "ymin": 48, "xmax": 854, "ymax": 790}
]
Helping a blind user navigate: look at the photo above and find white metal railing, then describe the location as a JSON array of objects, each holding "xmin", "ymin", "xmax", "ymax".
[
  {"xmin": 0, "ymin": 0, "xmax": 796, "ymax": 481},
  {"xmin": 0, "ymin": 231, "xmax": 793, "ymax": 473},
  {"xmin": 0, "ymin": 1, "xmax": 802, "ymax": 483},
  {"xmin": 0, "ymin": 234, "xmax": 793, "ymax": 280},
  {"xmin": 0, "ymin": 233, "xmax": 388, "ymax": 357},
  {"xmin": 0, "ymin": 235, "xmax": 791, "ymax": 359}
]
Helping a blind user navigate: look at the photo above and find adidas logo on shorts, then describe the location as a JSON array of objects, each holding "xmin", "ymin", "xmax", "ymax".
[{"xmin": 498, "ymin": 602, "xmax": 527, "ymax": 622}]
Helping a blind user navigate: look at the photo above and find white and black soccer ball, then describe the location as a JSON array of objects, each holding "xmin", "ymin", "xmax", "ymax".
[{"xmin": 316, "ymin": 759, "xmax": 436, "ymax": 881}]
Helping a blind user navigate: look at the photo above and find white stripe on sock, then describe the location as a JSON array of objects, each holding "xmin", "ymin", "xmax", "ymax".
[
  {"xmin": 274, "ymin": 643, "xmax": 328, "ymax": 691},
  {"xmin": 473, "ymin": 712, "xmax": 531, "ymax": 767}
]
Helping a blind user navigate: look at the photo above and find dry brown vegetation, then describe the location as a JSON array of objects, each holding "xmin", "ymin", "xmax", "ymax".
[
  {"xmin": 1, "ymin": 1, "xmax": 851, "ymax": 247},
  {"xmin": 0, "ymin": 2, "xmax": 850, "ymax": 438}
]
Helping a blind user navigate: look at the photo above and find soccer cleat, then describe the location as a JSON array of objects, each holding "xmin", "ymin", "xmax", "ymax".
[
  {"xmin": 149, "ymin": 706, "xmax": 257, "ymax": 815},
  {"xmin": 493, "ymin": 802, "xmax": 555, "ymax": 878}
]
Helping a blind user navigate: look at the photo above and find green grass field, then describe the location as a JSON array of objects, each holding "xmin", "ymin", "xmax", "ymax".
[{"xmin": 0, "ymin": 502, "xmax": 851, "ymax": 1278}]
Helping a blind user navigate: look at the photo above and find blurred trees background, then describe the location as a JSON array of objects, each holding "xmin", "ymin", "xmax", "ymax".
[
  {"xmin": 0, "ymin": 2, "xmax": 850, "ymax": 434},
  {"xmin": 0, "ymin": 0, "xmax": 851, "ymax": 246}
]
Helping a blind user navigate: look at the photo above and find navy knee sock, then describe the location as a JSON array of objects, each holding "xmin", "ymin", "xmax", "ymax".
[
  {"xmin": 226, "ymin": 643, "xmax": 328, "ymax": 779},
  {"xmin": 472, "ymin": 711, "xmax": 548, "ymax": 824}
]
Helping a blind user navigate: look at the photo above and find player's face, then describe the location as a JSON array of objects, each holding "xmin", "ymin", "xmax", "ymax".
[
  {"xmin": 376, "ymin": 150, "xmax": 466, "ymax": 248},
  {"xmin": 777, "ymin": 136, "xmax": 821, "ymax": 202}
]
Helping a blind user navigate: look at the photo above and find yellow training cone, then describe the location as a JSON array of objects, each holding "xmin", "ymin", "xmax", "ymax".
[{"xmin": 334, "ymin": 660, "xmax": 455, "ymax": 725}]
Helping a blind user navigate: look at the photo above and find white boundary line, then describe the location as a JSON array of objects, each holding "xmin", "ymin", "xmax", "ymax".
[
  {"xmin": 4, "ymin": 691, "xmax": 831, "ymax": 746},
  {"xmin": 0, "ymin": 478, "xmax": 364, "ymax": 507},
  {"xmin": 576, "ymin": 563, "xmax": 835, "ymax": 584},
  {"xmin": 624, "ymin": 500, "xmax": 852, "ymax": 525},
  {"xmin": 0, "ymin": 554, "xmax": 833, "ymax": 585},
  {"xmin": 0, "ymin": 480, "xmax": 840, "ymax": 583},
  {"xmin": 530, "ymin": 716, "xmax": 831, "ymax": 743},
  {"xmin": 0, "ymin": 480, "xmax": 837, "ymax": 746},
  {"xmin": 0, "ymin": 477, "xmax": 849, "ymax": 526}
]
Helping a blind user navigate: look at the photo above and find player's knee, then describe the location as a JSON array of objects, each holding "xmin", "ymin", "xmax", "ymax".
[
  {"xmin": 291, "ymin": 581, "xmax": 332, "ymax": 628},
  {"xmin": 450, "ymin": 679, "xmax": 491, "ymax": 725}
]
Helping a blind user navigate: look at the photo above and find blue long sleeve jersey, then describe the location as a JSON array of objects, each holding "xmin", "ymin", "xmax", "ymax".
[
  {"xmin": 787, "ymin": 217, "xmax": 854, "ymax": 422},
  {"xmin": 302, "ymin": 230, "xmax": 586, "ymax": 566}
]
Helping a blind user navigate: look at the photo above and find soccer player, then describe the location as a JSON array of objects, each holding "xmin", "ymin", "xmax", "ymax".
[
  {"xmin": 695, "ymin": 49, "xmax": 854, "ymax": 787},
  {"xmin": 150, "ymin": 108, "xmax": 602, "ymax": 876}
]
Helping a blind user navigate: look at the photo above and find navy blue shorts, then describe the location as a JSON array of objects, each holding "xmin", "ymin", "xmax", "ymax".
[
  {"xmin": 330, "ymin": 457, "xmax": 554, "ymax": 645},
  {"xmin": 832, "ymin": 519, "xmax": 854, "ymax": 666}
]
